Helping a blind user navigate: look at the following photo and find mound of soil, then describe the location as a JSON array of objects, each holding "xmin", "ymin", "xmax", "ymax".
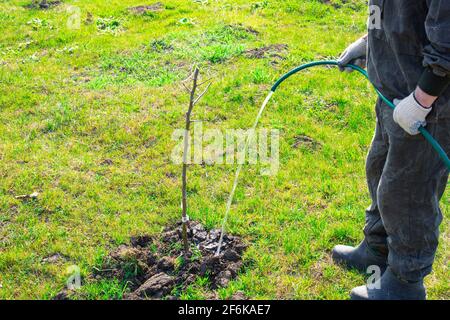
[
  {"xmin": 292, "ymin": 135, "xmax": 321, "ymax": 150},
  {"xmin": 95, "ymin": 221, "xmax": 247, "ymax": 300},
  {"xmin": 228, "ymin": 24, "xmax": 259, "ymax": 36},
  {"xmin": 26, "ymin": 1, "xmax": 61, "ymax": 9},
  {"xmin": 128, "ymin": 2, "xmax": 164, "ymax": 14},
  {"xmin": 245, "ymin": 44, "xmax": 288, "ymax": 62}
]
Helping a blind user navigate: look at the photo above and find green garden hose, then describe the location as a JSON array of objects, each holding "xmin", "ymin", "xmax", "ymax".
[
  {"xmin": 272, "ymin": 60, "xmax": 450, "ymax": 170},
  {"xmin": 215, "ymin": 59, "xmax": 450, "ymax": 256}
]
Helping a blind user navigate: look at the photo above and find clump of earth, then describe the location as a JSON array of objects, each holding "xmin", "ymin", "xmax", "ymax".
[
  {"xmin": 128, "ymin": 2, "xmax": 165, "ymax": 14},
  {"xmin": 244, "ymin": 44, "xmax": 289, "ymax": 63},
  {"xmin": 292, "ymin": 135, "xmax": 322, "ymax": 150},
  {"xmin": 26, "ymin": 1, "xmax": 61, "ymax": 9},
  {"xmin": 92, "ymin": 222, "xmax": 247, "ymax": 300}
]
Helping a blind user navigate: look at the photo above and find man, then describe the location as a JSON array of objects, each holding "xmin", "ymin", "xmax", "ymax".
[{"xmin": 332, "ymin": 1, "xmax": 450, "ymax": 300}]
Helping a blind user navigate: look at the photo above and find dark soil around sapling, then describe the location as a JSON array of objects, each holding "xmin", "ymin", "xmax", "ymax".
[{"xmin": 93, "ymin": 221, "xmax": 247, "ymax": 300}]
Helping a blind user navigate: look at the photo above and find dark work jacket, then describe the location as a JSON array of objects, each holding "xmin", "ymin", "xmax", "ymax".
[{"xmin": 367, "ymin": 0, "xmax": 450, "ymax": 119}]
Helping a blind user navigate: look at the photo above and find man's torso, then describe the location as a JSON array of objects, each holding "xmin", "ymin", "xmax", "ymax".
[{"xmin": 367, "ymin": 0, "xmax": 450, "ymax": 119}]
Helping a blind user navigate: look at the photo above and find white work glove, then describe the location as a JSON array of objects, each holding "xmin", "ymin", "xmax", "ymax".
[
  {"xmin": 337, "ymin": 36, "xmax": 368, "ymax": 73},
  {"xmin": 393, "ymin": 92, "xmax": 432, "ymax": 135}
]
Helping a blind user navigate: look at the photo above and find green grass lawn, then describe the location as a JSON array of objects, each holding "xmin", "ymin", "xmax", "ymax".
[{"xmin": 0, "ymin": 0, "xmax": 448, "ymax": 300}]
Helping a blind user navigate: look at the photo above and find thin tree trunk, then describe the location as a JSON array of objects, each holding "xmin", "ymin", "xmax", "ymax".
[{"xmin": 181, "ymin": 68, "xmax": 200, "ymax": 255}]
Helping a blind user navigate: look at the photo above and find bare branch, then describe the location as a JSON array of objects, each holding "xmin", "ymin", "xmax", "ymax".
[
  {"xmin": 197, "ymin": 77, "xmax": 214, "ymax": 87},
  {"xmin": 181, "ymin": 82, "xmax": 191, "ymax": 93},
  {"xmin": 181, "ymin": 65, "xmax": 198, "ymax": 85},
  {"xmin": 193, "ymin": 82, "xmax": 212, "ymax": 106}
]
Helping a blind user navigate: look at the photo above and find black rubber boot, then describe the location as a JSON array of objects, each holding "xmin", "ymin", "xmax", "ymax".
[
  {"xmin": 350, "ymin": 267, "xmax": 426, "ymax": 300},
  {"xmin": 331, "ymin": 240, "xmax": 387, "ymax": 273}
]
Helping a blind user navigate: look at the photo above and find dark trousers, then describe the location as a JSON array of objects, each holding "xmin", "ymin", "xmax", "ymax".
[{"xmin": 364, "ymin": 99, "xmax": 449, "ymax": 282}]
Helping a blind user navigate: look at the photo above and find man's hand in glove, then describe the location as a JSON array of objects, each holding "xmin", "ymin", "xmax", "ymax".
[
  {"xmin": 337, "ymin": 35, "xmax": 368, "ymax": 73},
  {"xmin": 393, "ymin": 87, "xmax": 437, "ymax": 135}
]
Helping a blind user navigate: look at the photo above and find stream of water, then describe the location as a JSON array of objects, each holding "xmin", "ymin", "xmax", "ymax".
[{"xmin": 215, "ymin": 90, "xmax": 274, "ymax": 256}]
